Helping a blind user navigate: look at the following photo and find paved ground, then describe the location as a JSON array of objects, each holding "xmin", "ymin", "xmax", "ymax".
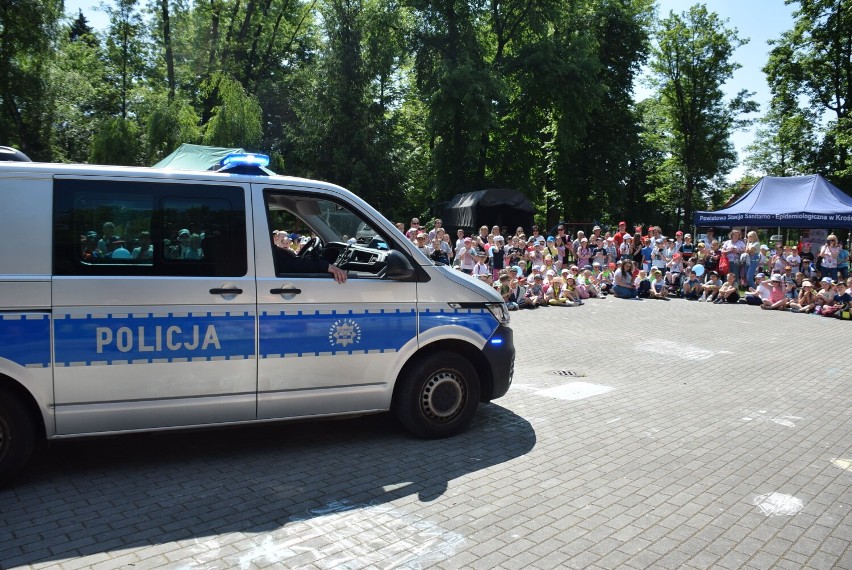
[{"xmin": 1, "ymin": 296, "xmax": 851, "ymax": 569}]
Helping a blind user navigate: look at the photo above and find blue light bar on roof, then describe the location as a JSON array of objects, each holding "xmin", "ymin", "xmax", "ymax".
[{"xmin": 221, "ymin": 153, "xmax": 270, "ymax": 168}]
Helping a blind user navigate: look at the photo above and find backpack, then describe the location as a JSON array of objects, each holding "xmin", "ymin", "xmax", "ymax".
[{"xmin": 718, "ymin": 254, "xmax": 729, "ymax": 276}]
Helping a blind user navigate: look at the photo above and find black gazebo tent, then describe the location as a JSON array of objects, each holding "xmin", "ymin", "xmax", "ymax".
[{"xmin": 440, "ymin": 189, "xmax": 535, "ymax": 236}]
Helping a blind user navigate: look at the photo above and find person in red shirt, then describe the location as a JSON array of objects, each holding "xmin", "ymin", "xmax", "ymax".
[{"xmin": 613, "ymin": 221, "xmax": 628, "ymax": 250}]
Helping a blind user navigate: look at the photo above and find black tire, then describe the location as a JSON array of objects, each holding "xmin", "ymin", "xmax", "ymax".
[
  {"xmin": 394, "ymin": 352, "xmax": 481, "ymax": 438},
  {"xmin": 0, "ymin": 389, "xmax": 36, "ymax": 487}
]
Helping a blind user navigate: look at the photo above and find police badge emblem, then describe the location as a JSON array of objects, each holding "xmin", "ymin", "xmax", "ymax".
[{"xmin": 328, "ymin": 319, "xmax": 361, "ymax": 348}]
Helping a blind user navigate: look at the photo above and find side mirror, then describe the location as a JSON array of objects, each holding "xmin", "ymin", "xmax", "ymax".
[{"xmin": 384, "ymin": 250, "xmax": 415, "ymax": 280}]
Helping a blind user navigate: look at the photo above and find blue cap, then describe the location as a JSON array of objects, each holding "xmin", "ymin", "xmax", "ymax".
[{"xmin": 547, "ymin": 236, "xmax": 555, "ymax": 242}]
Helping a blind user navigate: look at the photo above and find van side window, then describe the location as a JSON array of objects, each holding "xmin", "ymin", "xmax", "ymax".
[
  {"xmin": 264, "ymin": 190, "xmax": 395, "ymax": 278},
  {"xmin": 53, "ymin": 180, "xmax": 247, "ymax": 277}
]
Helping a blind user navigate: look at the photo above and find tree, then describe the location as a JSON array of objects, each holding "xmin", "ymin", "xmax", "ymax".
[
  {"xmin": 408, "ymin": 0, "xmax": 494, "ymax": 200},
  {"xmin": 647, "ymin": 4, "xmax": 757, "ymax": 228},
  {"xmin": 764, "ymin": 0, "xmax": 852, "ymax": 189},
  {"xmin": 203, "ymin": 74, "xmax": 263, "ymax": 147},
  {"xmin": 745, "ymin": 99, "xmax": 817, "ymax": 177},
  {"xmin": 556, "ymin": 0, "xmax": 654, "ymax": 224},
  {"xmin": 50, "ymin": 23, "xmax": 105, "ymax": 163},
  {"xmin": 101, "ymin": 0, "xmax": 150, "ymax": 120},
  {"xmin": 0, "ymin": 0, "xmax": 63, "ymax": 159}
]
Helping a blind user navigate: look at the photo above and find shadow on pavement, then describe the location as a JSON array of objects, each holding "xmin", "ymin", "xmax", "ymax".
[{"xmin": 0, "ymin": 404, "xmax": 535, "ymax": 567}]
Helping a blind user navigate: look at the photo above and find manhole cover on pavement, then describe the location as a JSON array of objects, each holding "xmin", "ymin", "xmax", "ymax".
[{"xmin": 550, "ymin": 370, "xmax": 585, "ymax": 377}]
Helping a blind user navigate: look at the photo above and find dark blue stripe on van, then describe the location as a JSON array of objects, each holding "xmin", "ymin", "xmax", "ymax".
[
  {"xmin": 260, "ymin": 308, "xmax": 417, "ymax": 357},
  {"xmin": 0, "ymin": 313, "xmax": 51, "ymax": 368},
  {"xmin": 53, "ymin": 312, "xmax": 255, "ymax": 366},
  {"xmin": 418, "ymin": 308, "xmax": 497, "ymax": 340}
]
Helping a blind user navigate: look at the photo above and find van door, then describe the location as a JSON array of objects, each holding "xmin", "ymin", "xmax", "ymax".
[
  {"xmin": 51, "ymin": 177, "xmax": 257, "ymax": 434},
  {"xmin": 254, "ymin": 186, "xmax": 419, "ymax": 419}
]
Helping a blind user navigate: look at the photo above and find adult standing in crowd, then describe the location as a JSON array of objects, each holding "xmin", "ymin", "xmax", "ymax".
[
  {"xmin": 819, "ymin": 234, "xmax": 841, "ymax": 282},
  {"xmin": 744, "ymin": 231, "xmax": 762, "ymax": 289},
  {"xmin": 572, "ymin": 231, "xmax": 585, "ymax": 255},
  {"xmin": 428, "ymin": 218, "xmax": 443, "ymax": 240},
  {"xmin": 701, "ymin": 228, "xmax": 715, "ymax": 249},
  {"xmin": 837, "ymin": 239, "xmax": 849, "ymax": 280},
  {"xmin": 407, "ymin": 217, "xmax": 421, "ymax": 241},
  {"xmin": 529, "ymin": 225, "xmax": 545, "ymax": 246},
  {"xmin": 613, "ymin": 221, "xmax": 628, "ymax": 250},
  {"xmin": 721, "ymin": 229, "xmax": 745, "ymax": 283}
]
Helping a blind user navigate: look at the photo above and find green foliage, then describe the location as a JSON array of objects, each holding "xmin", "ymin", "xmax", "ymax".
[
  {"xmin": 762, "ymin": 0, "xmax": 852, "ymax": 191},
  {"xmin": 647, "ymin": 4, "xmax": 757, "ymax": 228},
  {"xmin": 147, "ymin": 96, "xmax": 202, "ymax": 162},
  {"xmin": 11, "ymin": 0, "xmax": 851, "ymax": 226},
  {"xmin": 89, "ymin": 117, "xmax": 141, "ymax": 165},
  {"xmin": 101, "ymin": 0, "xmax": 150, "ymax": 120},
  {"xmin": 556, "ymin": 0, "xmax": 655, "ymax": 225},
  {"xmin": 0, "ymin": 0, "xmax": 64, "ymax": 159},
  {"xmin": 203, "ymin": 74, "xmax": 263, "ymax": 148}
]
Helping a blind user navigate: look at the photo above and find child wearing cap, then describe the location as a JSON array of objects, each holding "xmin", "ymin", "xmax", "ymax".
[
  {"xmin": 703, "ymin": 270, "xmax": 722, "ymax": 302},
  {"xmin": 490, "ymin": 235, "xmax": 507, "ymax": 281},
  {"xmin": 472, "ymin": 250, "xmax": 490, "ymax": 278},
  {"xmin": 526, "ymin": 274, "xmax": 546, "ymax": 307},
  {"xmin": 666, "ymin": 252, "xmax": 684, "ymax": 294},
  {"xmin": 564, "ymin": 274, "xmax": 583, "ymax": 305},
  {"xmin": 745, "ymin": 273, "xmax": 772, "ymax": 306},
  {"xmin": 681, "ymin": 234, "xmax": 694, "ymax": 262},
  {"xmin": 576, "ymin": 238, "xmax": 591, "ymax": 268},
  {"xmin": 760, "ymin": 275, "xmax": 788, "ymax": 310},
  {"xmin": 813, "ymin": 277, "xmax": 835, "ymax": 314},
  {"xmin": 789, "ymin": 280, "xmax": 816, "ymax": 313},
  {"xmin": 682, "ymin": 268, "xmax": 703, "ymax": 300},
  {"xmin": 546, "ymin": 277, "xmax": 571, "ymax": 306}
]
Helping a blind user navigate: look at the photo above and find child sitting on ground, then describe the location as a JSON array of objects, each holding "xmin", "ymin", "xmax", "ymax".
[
  {"xmin": 636, "ymin": 269, "xmax": 652, "ymax": 298},
  {"xmin": 650, "ymin": 269, "xmax": 669, "ymax": 299},
  {"xmin": 789, "ymin": 280, "xmax": 816, "ymax": 313},
  {"xmin": 682, "ymin": 268, "xmax": 703, "ymax": 300},
  {"xmin": 760, "ymin": 274, "xmax": 788, "ymax": 310}
]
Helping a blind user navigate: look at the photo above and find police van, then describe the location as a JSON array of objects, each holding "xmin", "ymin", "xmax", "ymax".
[{"xmin": 0, "ymin": 155, "xmax": 514, "ymax": 484}]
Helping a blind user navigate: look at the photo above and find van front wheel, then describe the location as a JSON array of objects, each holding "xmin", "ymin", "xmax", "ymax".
[
  {"xmin": 0, "ymin": 389, "xmax": 36, "ymax": 487},
  {"xmin": 395, "ymin": 353, "xmax": 480, "ymax": 438}
]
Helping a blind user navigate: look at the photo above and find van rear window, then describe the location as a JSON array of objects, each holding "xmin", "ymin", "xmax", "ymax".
[{"xmin": 53, "ymin": 179, "xmax": 247, "ymax": 277}]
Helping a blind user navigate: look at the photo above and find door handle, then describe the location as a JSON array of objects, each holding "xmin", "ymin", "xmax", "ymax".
[
  {"xmin": 210, "ymin": 287, "xmax": 243, "ymax": 295},
  {"xmin": 270, "ymin": 288, "xmax": 302, "ymax": 295}
]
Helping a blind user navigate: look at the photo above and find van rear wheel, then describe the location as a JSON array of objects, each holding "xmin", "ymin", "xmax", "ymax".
[
  {"xmin": 0, "ymin": 389, "xmax": 36, "ymax": 487},
  {"xmin": 395, "ymin": 352, "xmax": 480, "ymax": 438}
]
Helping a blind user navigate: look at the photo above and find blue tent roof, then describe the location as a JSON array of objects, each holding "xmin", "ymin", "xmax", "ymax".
[{"xmin": 694, "ymin": 174, "xmax": 852, "ymax": 228}]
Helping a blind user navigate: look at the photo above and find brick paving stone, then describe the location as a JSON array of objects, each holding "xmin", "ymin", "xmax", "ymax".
[{"xmin": 2, "ymin": 299, "xmax": 851, "ymax": 569}]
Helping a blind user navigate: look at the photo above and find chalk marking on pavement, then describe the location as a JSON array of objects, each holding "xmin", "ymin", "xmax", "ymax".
[
  {"xmin": 740, "ymin": 410, "xmax": 803, "ymax": 427},
  {"xmin": 831, "ymin": 458, "xmax": 852, "ymax": 472},
  {"xmin": 538, "ymin": 382, "xmax": 613, "ymax": 401},
  {"xmin": 511, "ymin": 381, "xmax": 614, "ymax": 402},
  {"xmin": 243, "ymin": 500, "xmax": 461, "ymax": 569},
  {"xmin": 635, "ymin": 339, "xmax": 717, "ymax": 361},
  {"xmin": 753, "ymin": 492, "xmax": 804, "ymax": 516}
]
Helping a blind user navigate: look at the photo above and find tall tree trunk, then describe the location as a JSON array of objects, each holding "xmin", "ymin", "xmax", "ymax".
[
  {"xmin": 161, "ymin": 0, "xmax": 175, "ymax": 101},
  {"xmin": 201, "ymin": 0, "xmax": 222, "ymax": 125}
]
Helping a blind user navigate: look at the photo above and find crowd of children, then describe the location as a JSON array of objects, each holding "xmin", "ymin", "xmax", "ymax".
[{"xmin": 398, "ymin": 218, "xmax": 852, "ymax": 319}]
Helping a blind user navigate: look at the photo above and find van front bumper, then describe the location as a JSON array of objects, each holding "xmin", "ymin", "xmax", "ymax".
[{"xmin": 483, "ymin": 324, "xmax": 514, "ymax": 400}]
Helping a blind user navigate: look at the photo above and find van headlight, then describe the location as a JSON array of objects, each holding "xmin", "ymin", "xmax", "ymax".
[
  {"xmin": 448, "ymin": 302, "xmax": 511, "ymax": 325},
  {"xmin": 485, "ymin": 302, "xmax": 510, "ymax": 325}
]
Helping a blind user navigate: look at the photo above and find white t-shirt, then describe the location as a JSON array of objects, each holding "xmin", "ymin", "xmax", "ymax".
[{"xmin": 754, "ymin": 282, "xmax": 773, "ymax": 301}]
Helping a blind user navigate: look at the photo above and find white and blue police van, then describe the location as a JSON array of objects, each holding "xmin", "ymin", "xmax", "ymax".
[{"xmin": 0, "ymin": 155, "xmax": 514, "ymax": 484}]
